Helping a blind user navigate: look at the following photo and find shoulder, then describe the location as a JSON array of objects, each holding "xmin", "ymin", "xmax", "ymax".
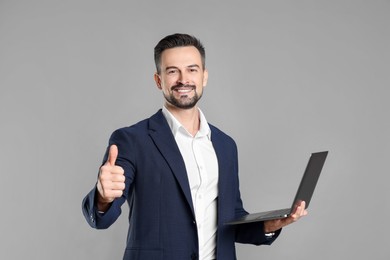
[
  {"xmin": 107, "ymin": 111, "xmax": 160, "ymax": 146},
  {"xmin": 209, "ymin": 123, "xmax": 237, "ymax": 149},
  {"xmin": 110, "ymin": 110, "xmax": 164, "ymax": 139},
  {"xmin": 110, "ymin": 119, "xmax": 148, "ymax": 140}
]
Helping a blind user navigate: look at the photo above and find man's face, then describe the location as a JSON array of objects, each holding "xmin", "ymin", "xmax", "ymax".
[{"xmin": 154, "ymin": 46, "xmax": 208, "ymax": 110}]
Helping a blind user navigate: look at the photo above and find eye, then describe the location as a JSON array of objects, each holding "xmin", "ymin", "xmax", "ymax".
[{"xmin": 167, "ymin": 69, "xmax": 177, "ymax": 74}]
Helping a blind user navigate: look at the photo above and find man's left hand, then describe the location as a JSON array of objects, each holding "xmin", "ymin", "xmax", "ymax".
[{"xmin": 263, "ymin": 201, "xmax": 308, "ymax": 233}]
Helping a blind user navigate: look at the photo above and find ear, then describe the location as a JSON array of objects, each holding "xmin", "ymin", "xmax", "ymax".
[
  {"xmin": 202, "ymin": 69, "xmax": 209, "ymax": 87},
  {"xmin": 154, "ymin": 73, "xmax": 162, "ymax": 89}
]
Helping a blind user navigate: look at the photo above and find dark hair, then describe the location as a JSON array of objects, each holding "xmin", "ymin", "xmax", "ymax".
[{"xmin": 154, "ymin": 33, "xmax": 205, "ymax": 74}]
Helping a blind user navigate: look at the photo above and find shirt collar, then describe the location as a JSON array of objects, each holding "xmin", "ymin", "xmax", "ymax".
[{"xmin": 162, "ymin": 106, "xmax": 211, "ymax": 139}]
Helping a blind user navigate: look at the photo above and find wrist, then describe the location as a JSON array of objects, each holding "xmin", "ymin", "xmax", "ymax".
[
  {"xmin": 264, "ymin": 232, "xmax": 275, "ymax": 237},
  {"xmin": 97, "ymin": 201, "xmax": 110, "ymax": 212},
  {"xmin": 263, "ymin": 222, "xmax": 274, "ymax": 234},
  {"xmin": 96, "ymin": 190, "xmax": 112, "ymax": 212}
]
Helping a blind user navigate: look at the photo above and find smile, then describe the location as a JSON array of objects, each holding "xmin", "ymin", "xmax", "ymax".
[
  {"xmin": 171, "ymin": 85, "xmax": 195, "ymax": 94},
  {"xmin": 176, "ymin": 89, "xmax": 193, "ymax": 93}
]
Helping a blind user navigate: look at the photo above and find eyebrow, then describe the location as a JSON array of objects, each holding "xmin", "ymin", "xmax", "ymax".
[{"xmin": 165, "ymin": 64, "xmax": 201, "ymax": 71}]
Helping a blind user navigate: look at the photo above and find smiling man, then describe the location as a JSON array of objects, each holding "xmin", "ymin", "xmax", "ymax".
[
  {"xmin": 82, "ymin": 33, "xmax": 307, "ymax": 260},
  {"xmin": 155, "ymin": 45, "xmax": 207, "ymax": 110}
]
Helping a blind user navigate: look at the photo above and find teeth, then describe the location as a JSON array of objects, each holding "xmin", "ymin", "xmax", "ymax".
[{"xmin": 177, "ymin": 89, "xmax": 192, "ymax": 93}]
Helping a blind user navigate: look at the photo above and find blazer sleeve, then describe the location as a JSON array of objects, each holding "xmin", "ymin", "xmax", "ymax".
[
  {"xmin": 230, "ymin": 138, "xmax": 281, "ymax": 245},
  {"xmin": 82, "ymin": 128, "xmax": 136, "ymax": 229},
  {"xmin": 235, "ymin": 220, "xmax": 281, "ymax": 245},
  {"xmin": 233, "ymin": 182, "xmax": 282, "ymax": 245}
]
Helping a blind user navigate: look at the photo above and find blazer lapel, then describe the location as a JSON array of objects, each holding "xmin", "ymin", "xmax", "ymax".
[{"xmin": 148, "ymin": 110, "xmax": 195, "ymax": 217}]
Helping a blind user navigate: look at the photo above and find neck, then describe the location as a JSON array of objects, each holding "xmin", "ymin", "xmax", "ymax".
[{"xmin": 165, "ymin": 103, "xmax": 200, "ymax": 136}]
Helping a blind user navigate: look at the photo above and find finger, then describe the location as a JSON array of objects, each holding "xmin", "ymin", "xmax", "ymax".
[
  {"xmin": 291, "ymin": 202, "xmax": 307, "ymax": 220},
  {"xmin": 106, "ymin": 144, "xmax": 118, "ymax": 166},
  {"xmin": 111, "ymin": 173, "xmax": 126, "ymax": 182},
  {"xmin": 111, "ymin": 182, "xmax": 125, "ymax": 191},
  {"xmin": 104, "ymin": 189, "xmax": 123, "ymax": 198},
  {"xmin": 293, "ymin": 201, "xmax": 305, "ymax": 214},
  {"xmin": 300, "ymin": 201, "xmax": 306, "ymax": 210},
  {"xmin": 111, "ymin": 189, "xmax": 124, "ymax": 197},
  {"xmin": 99, "ymin": 181, "xmax": 125, "ymax": 194},
  {"xmin": 295, "ymin": 205, "xmax": 303, "ymax": 215},
  {"xmin": 100, "ymin": 165, "xmax": 124, "ymax": 177},
  {"xmin": 110, "ymin": 165, "xmax": 125, "ymax": 175},
  {"xmin": 298, "ymin": 201, "xmax": 306, "ymax": 216}
]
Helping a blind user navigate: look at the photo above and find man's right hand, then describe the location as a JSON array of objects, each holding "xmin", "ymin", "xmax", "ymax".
[{"xmin": 96, "ymin": 144, "xmax": 125, "ymax": 212}]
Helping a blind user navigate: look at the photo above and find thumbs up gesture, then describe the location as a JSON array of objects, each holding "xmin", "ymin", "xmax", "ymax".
[{"xmin": 96, "ymin": 145, "xmax": 125, "ymax": 211}]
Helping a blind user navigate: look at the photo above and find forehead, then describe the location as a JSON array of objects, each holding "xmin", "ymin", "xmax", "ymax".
[{"xmin": 160, "ymin": 46, "xmax": 202, "ymax": 68}]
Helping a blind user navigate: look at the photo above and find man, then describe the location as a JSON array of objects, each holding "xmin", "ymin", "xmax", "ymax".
[{"xmin": 82, "ymin": 33, "xmax": 307, "ymax": 260}]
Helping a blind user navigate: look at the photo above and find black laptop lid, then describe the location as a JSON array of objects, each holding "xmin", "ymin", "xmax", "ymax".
[{"xmin": 290, "ymin": 151, "xmax": 328, "ymax": 210}]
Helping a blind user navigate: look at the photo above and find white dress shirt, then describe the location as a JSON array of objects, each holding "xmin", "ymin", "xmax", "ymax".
[{"xmin": 162, "ymin": 106, "xmax": 219, "ymax": 260}]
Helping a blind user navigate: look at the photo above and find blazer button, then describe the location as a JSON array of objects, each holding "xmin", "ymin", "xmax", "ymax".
[{"xmin": 191, "ymin": 253, "xmax": 198, "ymax": 260}]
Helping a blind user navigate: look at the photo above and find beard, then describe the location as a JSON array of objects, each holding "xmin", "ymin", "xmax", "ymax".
[{"xmin": 163, "ymin": 84, "xmax": 202, "ymax": 109}]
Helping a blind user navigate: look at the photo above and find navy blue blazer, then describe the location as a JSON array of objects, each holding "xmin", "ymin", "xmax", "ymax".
[{"xmin": 82, "ymin": 110, "xmax": 279, "ymax": 260}]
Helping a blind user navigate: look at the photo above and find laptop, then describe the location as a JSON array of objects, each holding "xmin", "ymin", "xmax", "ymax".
[{"xmin": 226, "ymin": 151, "xmax": 328, "ymax": 225}]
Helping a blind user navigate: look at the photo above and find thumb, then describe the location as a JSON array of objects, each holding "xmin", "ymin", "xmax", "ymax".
[{"xmin": 106, "ymin": 144, "xmax": 118, "ymax": 166}]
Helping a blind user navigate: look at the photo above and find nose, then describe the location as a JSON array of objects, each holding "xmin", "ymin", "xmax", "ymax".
[{"xmin": 177, "ymin": 71, "xmax": 190, "ymax": 85}]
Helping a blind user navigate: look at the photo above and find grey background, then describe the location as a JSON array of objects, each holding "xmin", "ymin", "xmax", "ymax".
[{"xmin": 1, "ymin": 0, "xmax": 389, "ymax": 259}]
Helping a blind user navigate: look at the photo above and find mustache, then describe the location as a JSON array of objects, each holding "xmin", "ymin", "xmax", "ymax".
[{"xmin": 171, "ymin": 84, "xmax": 196, "ymax": 91}]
